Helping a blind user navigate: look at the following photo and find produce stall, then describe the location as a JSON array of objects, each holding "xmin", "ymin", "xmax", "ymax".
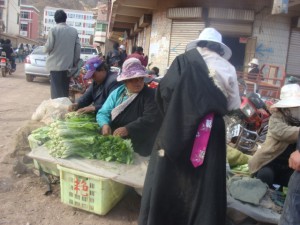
[
  {"xmin": 27, "ymin": 102, "xmax": 282, "ymax": 222},
  {"xmin": 28, "ymin": 146, "xmax": 148, "ymax": 189},
  {"xmin": 28, "ymin": 111, "xmax": 149, "ymax": 215}
]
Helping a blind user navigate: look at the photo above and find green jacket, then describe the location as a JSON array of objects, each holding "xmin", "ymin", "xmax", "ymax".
[{"xmin": 248, "ymin": 111, "xmax": 299, "ymax": 174}]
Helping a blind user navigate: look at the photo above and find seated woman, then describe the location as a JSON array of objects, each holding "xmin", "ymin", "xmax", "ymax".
[
  {"xmin": 68, "ymin": 57, "xmax": 120, "ymax": 114},
  {"xmin": 96, "ymin": 58, "xmax": 161, "ymax": 156},
  {"xmin": 248, "ymin": 84, "xmax": 300, "ymax": 188}
]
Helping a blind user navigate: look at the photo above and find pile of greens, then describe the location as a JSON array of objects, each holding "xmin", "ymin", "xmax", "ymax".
[
  {"xmin": 31, "ymin": 112, "xmax": 134, "ymax": 164},
  {"xmin": 30, "ymin": 126, "xmax": 51, "ymax": 144}
]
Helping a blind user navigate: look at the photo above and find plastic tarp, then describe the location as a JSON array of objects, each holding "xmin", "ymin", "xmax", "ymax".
[
  {"xmin": 227, "ymin": 195, "xmax": 280, "ymax": 224},
  {"xmin": 28, "ymin": 146, "xmax": 149, "ymax": 188}
]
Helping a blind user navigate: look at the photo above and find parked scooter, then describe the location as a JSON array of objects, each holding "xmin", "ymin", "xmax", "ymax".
[
  {"xmin": 0, "ymin": 52, "xmax": 13, "ymax": 77},
  {"xmin": 227, "ymin": 82, "xmax": 272, "ymax": 152}
]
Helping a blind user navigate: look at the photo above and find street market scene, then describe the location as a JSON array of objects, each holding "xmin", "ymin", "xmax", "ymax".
[{"xmin": 1, "ymin": 0, "xmax": 300, "ymax": 225}]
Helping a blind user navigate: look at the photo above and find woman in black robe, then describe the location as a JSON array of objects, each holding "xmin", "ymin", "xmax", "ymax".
[{"xmin": 138, "ymin": 46, "xmax": 228, "ymax": 224}]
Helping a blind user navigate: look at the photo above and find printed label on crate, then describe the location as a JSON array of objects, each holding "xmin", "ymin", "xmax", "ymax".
[{"xmin": 74, "ymin": 177, "xmax": 89, "ymax": 197}]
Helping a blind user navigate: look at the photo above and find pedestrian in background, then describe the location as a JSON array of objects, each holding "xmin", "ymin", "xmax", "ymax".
[
  {"xmin": 126, "ymin": 46, "xmax": 148, "ymax": 67},
  {"xmin": 106, "ymin": 42, "xmax": 121, "ymax": 68},
  {"xmin": 44, "ymin": 9, "xmax": 81, "ymax": 99},
  {"xmin": 24, "ymin": 43, "xmax": 29, "ymax": 56},
  {"xmin": 2, "ymin": 39, "xmax": 16, "ymax": 71},
  {"xmin": 18, "ymin": 43, "xmax": 24, "ymax": 63},
  {"xmin": 119, "ymin": 44, "xmax": 127, "ymax": 66}
]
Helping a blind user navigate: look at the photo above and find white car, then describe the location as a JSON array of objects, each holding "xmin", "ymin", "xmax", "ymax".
[
  {"xmin": 24, "ymin": 46, "xmax": 50, "ymax": 82},
  {"xmin": 80, "ymin": 47, "xmax": 99, "ymax": 62}
]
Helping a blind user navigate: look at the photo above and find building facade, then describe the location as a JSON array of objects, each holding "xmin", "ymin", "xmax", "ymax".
[
  {"xmin": 20, "ymin": 5, "xmax": 39, "ymax": 40},
  {"xmin": 43, "ymin": 6, "xmax": 95, "ymax": 45},
  {"xmin": 94, "ymin": 1, "xmax": 109, "ymax": 44},
  {"xmin": 0, "ymin": 0, "xmax": 20, "ymax": 35},
  {"xmin": 108, "ymin": 0, "xmax": 300, "ymax": 78}
]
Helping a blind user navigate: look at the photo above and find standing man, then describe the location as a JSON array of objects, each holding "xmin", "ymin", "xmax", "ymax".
[
  {"xmin": 119, "ymin": 44, "xmax": 127, "ymax": 66},
  {"xmin": 44, "ymin": 9, "xmax": 81, "ymax": 99}
]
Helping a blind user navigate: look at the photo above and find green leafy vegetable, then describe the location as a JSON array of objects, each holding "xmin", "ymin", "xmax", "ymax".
[{"xmin": 35, "ymin": 112, "xmax": 134, "ymax": 164}]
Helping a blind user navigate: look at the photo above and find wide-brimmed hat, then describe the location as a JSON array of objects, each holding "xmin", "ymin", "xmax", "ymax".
[
  {"xmin": 119, "ymin": 45, "xmax": 125, "ymax": 50},
  {"xmin": 186, "ymin": 27, "xmax": 232, "ymax": 60},
  {"xmin": 117, "ymin": 58, "xmax": 148, "ymax": 82},
  {"xmin": 248, "ymin": 58, "xmax": 259, "ymax": 67},
  {"xmin": 271, "ymin": 84, "xmax": 300, "ymax": 108},
  {"xmin": 83, "ymin": 57, "xmax": 103, "ymax": 80}
]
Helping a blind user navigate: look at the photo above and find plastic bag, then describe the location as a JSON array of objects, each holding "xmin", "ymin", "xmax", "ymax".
[{"xmin": 31, "ymin": 97, "xmax": 72, "ymax": 125}]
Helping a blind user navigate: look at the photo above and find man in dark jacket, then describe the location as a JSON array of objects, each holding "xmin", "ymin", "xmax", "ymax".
[
  {"xmin": 68, "ymin": 57, "xmax": 120, "ymax": 114},
  {"xmin": 2, "ymin": 39, "xmax": 16, "ymax": 70},
  {"xmin": 106, "ymin": 42, "xmax": 121, "ymax": 67}
]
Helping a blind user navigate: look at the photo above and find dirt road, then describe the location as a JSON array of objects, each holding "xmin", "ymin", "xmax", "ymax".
[{"xmin": 0, "ymin": 64, "xmax": 140, "ymax": 225}]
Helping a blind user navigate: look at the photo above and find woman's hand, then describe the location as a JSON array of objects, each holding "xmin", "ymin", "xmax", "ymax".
[
  {"xmin": 77, "ymin": 106, "xmax": 96, "ymax": 114},
  {"xmin": 113, "ymin": 127, "xmax": 128, "ymax": 137},
  {"xmin": 68, "ymin": 103, "xmax": 78, "ymax": 112},
  {"xmin": 102, "ymin": 124, "xmax": 112, "ymax": 136},
  {"xmin": 289, "ymin": 150, "xmax": 300, "ymax": 171}
]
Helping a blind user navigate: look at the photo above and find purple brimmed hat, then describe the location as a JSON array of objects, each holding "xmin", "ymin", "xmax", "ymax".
[
  {"xmin": 83, "ymin": 57, "xmax": 103, "ymax": 80},
  {"xmin": 117, "ymin": 58, "xmax": 148, "ymax": 82}
]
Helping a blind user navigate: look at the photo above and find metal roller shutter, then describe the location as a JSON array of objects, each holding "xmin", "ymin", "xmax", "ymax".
[
  {"xmin": 168, "ymin": 20, "xmax": 205, "ymax": 66},
  {"xmin": 287, "ymin": 29, "xmax": 300, "ymax": 76},
  {"xmin": 209, "ymin": 21, "xmax": 252, "ymax": 36}
]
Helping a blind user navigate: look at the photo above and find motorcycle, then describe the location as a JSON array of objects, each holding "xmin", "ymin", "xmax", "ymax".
[
  {"xmin": 0, "ymin": 52, "xmax": 13, "ymax": 77},
  {"xmin": 227, "ymin": 84, "xmax": 272, "ymax": 153},
  {"xmin": 69, "ymin": 71, "xmax": 92, "ymax": 103}
]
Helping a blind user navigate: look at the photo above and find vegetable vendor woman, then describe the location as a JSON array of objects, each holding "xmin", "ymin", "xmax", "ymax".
[
  {"xmin": 68, "ymin": 57, "xmax": 120, "ymax": 114},
  {"xmin": 96, "ymin": 58, "xmax": 161, "ymax": 156}
]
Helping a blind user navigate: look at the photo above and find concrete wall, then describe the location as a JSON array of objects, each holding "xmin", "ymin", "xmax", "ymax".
[
  {"xmin": 3, "ymin": 0, "xmax": 20, "ymax": 35},
  {"xmin": 148, "ymin": 10, "xmax": 172, "ymax": 75},
  {"xmin": 253, "ymin": 8, "xmax": 290, "ymax": 70}
]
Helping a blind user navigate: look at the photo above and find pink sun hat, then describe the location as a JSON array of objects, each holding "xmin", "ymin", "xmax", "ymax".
[{"xmin": 117, "ymin": 58, "xmax": 148, "ymax": 82}]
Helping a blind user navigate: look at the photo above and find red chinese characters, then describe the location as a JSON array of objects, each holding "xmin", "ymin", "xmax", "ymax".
[{"xmin": 74, "ymin": 177, "xmax": 89, "ymax": 196}]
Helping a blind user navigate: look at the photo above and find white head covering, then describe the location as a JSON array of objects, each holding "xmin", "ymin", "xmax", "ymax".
[
  {"xmin": 248, "ymin": 58, "xmax": 259, "ymax": 66},
  {"xmin": 186, "ymin": 27, "xmax": 232, "ymax": 60},
  {"xmin": 271, "ymin": 84, "xmax": 300, "ymax": 108},
  {"xmin": 119, "ymin": 45, "xmax": 125, "ymax": 50}
]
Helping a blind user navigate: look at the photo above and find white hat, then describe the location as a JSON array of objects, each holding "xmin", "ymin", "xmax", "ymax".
[
  {"xmin": 119, "ymin": 45, "xmax": 125, "ymax": 50},
  {"xmin": 271, "ymin": 84, "xmax": 300, "ymax": 108},
  {"xmin": 249, "ymin": 58, "xmax": 259, "ymax": 66},
  {"xmin": 186, "ymin": 27, "xmax": 232, "ymax": 60}
]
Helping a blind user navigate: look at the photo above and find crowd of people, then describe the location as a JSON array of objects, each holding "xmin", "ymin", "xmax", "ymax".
[{"xmin": 43, "ymin": 9, "xmax": 300, "ymax": 225}]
